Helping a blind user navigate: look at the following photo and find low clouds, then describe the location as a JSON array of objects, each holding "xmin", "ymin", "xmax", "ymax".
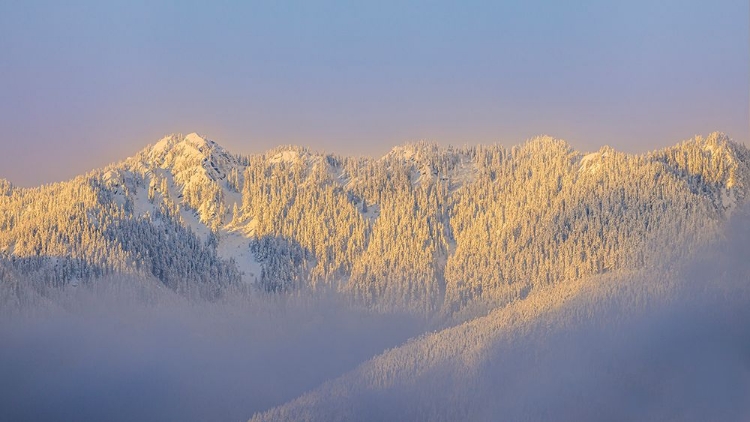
[{"xmin": 0, "ymin": 283, "xmax": 423, "ymax": 422}]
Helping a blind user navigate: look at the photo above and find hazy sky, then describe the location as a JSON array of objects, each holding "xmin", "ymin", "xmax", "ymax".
[{"xmin": 1, "ymin": 0, "xmax": 747, "ymax": 187}]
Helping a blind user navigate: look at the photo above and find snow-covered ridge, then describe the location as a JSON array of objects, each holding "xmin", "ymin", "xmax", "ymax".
[
  {"xmin": 383, "ymin": 141, "xmax": 477, "ymax": 188},
  {"xmin": 267, "ymin": 146, "xmax": 311, "ymax": 165},
  {"xmin": 141, "ymin": 132, "xmax": 240, "ymax": 181},
  {"xmin": 2, "ymin": 131, "xmax": 749, "ymax": 314},
  {"xmin": 578, "ymin": 147, "xmax": 612, "ymax": 175}
]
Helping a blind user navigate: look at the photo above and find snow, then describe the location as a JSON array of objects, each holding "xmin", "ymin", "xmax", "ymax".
[
  {"xmin": 184, "ymin": 132, "xmax": 208, "ymax": 148},
  {"xmin": 579, "ymin": 152, "xmax": 603, "ymax": 174},
  {"xmin": 147, "ymin": 133, "xmax": 216, "ymax": 169},
  {"xmin": 580, "ymin": 152, "xmax": 599, "ymax": 165},
  {"xmin": 217, "ymin": 231, "xmax": 262, "ymax": 284},
  {"xmin": 111, "ymin": 139, "xmax": 263, "ymax": 284},
  {"xmin": 172, "ymin": 141, "xmax": 204, "ymax": 162},
  {"xmin": 178, "ymin": 203, "xmax": 211, "ymax": 241},
  {"xmin": 269, "ymin": 149, "xmax": 304, "ymax": 164},
  {"xmin": 149, "ymin": 135, "xmax": 175, "ymax": 156},
  {"xmin": 385, "ymin": 143, "xmax": 431, "ymax": 163},
  {"xmin": 388, "ymin": 145, "xmax": 418, "ymax": 161},
  {"xmin": 355, "ymin": 201, "xmax": 381, "ymax": 220},
  {"xmin": 382, "ymin": 144, "xmax": 476, "ymax": 190},
  {"xmin": 132, "ymin": 186, "xmax": 157, "ymax": 217}
]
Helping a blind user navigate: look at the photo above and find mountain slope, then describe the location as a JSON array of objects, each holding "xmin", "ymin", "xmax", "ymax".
[
  {"xmin": 250, "ymin": 205, "xmax": 750, "ymax": 421},
  {"xmin": 1, "ymin": 132, "xmax": 748, "ymax": 315}
]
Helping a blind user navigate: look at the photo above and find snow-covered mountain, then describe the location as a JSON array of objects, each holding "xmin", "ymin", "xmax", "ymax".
[
  {"xmin": 1, "ymin": 132, "xmax": 748, "ymax": 316},
  {"xmin": 251, "ymin": 205, "xmax": 750, "ymax": 421},
  {"xmin": 3, "ymin": 132, "xmax": 750, "ymax": 421}
]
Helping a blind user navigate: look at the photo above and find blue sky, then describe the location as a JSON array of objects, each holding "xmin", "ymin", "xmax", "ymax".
[{"xmin": 1, "ymin": 0, "xmax": 747, "ymax": 186}]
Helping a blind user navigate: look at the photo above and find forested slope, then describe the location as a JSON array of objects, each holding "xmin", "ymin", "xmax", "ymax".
[
  {"xmin": 1, "ymin": 132, "xmax": 747, "ymax": 317},
  {"xmin": 251, "ymin": 205, "xmax": 750, "ymax": 421}
]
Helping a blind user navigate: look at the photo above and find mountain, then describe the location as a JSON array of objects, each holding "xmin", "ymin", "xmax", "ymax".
[
  {"xmin": 251, "ymin": 205, "xmax": 750, "ymax": 421},
  {"xmin": 3, "ymin": 131, "xmax": 750, "ymax": 421},
  {"xmin": 1, "ymin": 132, "xmax": 748, "ymax": 317}
]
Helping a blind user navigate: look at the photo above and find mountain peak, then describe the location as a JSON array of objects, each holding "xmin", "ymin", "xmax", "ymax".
[
  {"xmin": 129, "ymin": 133, "xmax": 240, "ymax": 190},
  {"xmin": 184, "ymin": 132, "xmax": 206, "ymax": 145},
  {"xmin": 384, "ymin": 141, "xmax": 442, "ymax": 162},
  {"xmin": 147, "ymin": 132, "xmax": 221, "ymax": 157}
]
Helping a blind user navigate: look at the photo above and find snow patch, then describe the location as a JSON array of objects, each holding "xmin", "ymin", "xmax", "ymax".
[
  {"xmin": 217, "ymin": 231, "xmax": 262, "ymax": 284},
  {"xmin": 355, "ymin": 201, "xmax": 380, "ymax": 220},
  {"xmin": 579, "ymin": 152, "xmax": 604, "ymax": 174},
  {"xmin": 132, "ymin": 186, "xmax": 157, "ymax": 217},
  {"xmin": 149, "ymin": 135, "xmax": 175, "ymax": 156},
  {"xmin": 269, "ymin": 150, "xmax": 304, "ymax": 164},
  {"xmin": 184, "ymin": 132, "xmax": 208, "ymax": 148}
]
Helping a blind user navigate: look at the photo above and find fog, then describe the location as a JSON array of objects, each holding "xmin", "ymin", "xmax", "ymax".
[
  {"xmin": 5, "ymin": 235, "xmax": 750, "ymax": 422},
  {"xmin": 337, "ymin": 289, "xmax": 750, "ymax": 422},
  {"xmin": 250, "ymin": 207, "xmax": 750, "ymax": 421},
  {"xmin": 472, "ymin": 286, "xmax": 750, "ymax": 421},
  {"xmin": 0, "ymin": 283, "xmax": 424, "ymax": 422},
  {"xmin": 3, "ymin": 214, "xmax": 750, "ymax": 422}
]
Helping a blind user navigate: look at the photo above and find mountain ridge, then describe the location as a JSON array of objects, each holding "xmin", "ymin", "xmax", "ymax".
[
  {"xmin": 1, "ymin": 132, "xmax": 748, "ymax": 317},
  {"xmin": 250, "ymin": 203, "xmax": 750, "ymax": 421}
]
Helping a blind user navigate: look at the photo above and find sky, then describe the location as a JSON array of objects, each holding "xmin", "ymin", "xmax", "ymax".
[{"xmin": 0, "ymin": 0, "xmax": 747, "ymax": 187}]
